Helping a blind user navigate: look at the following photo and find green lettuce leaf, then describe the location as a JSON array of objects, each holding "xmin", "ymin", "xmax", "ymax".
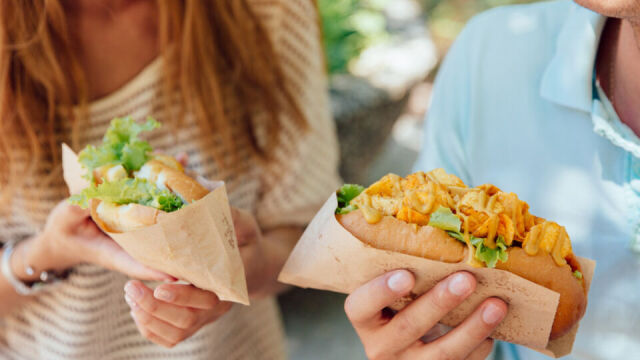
[
  {"xmin": 446, "ymin": 230, "xmax": 465, "ymax": 243},
  {"xmin": 427, "ymin": 207, "xmax": 508, "ymax": 268},
  {"xmin": 69, "ymin": 178, "xmax": 184, "ymax": 212},
  {"xmin": 573, "ymin": 270, "xmax": 583, "ymax": 280},
  {"xmin": 78, "ymin": 117, "xmax": 160, "ymax": 177},
  {"xmin": 428, "ymin": 206, "xmax": 462, "ymax": 232},
  {"xmin": 336, "ymin": 184, "xmax": 365, "ymax": 214},
  {"xmin": 470, "ymin": 236, "xmax": 509, "ymax": 268}
]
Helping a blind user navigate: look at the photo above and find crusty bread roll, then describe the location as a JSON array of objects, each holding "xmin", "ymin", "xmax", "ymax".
[
  {"xmin": 136, "ymin": 160, "xmax": 209, "ymax": 203},
  {"xmin": 90, "ymin": 161, "xmax": 209, "ymax": 233},
  {"xmin": 337, "ymin": 209, "xmax": 586, "ymax": 340},
  {"xmin": 90, "ymin": 199, "xmax": 160, "ymax": 233}
]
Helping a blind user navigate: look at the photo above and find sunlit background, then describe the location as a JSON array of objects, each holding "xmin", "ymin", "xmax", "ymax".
[{"xmin": 278, "ymin": 1, "xmax": 538, "ymax": 359}]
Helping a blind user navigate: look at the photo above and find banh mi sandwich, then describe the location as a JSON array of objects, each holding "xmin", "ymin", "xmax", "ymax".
[
  {"xmin": 70, "ymin": 117, "xmax": 208, "ymax": 232},
  {"xmin": 335, "ymin": 169, "xmax": 586, "ymax": 340}
]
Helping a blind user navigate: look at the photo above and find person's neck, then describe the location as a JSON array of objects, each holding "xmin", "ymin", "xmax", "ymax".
[{"xmin": 609, "ymin": 19, "xmax": 640, "ymax": 135}]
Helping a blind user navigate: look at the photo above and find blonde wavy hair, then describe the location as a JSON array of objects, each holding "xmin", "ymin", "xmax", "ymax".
[{"xmin": 0, "ymin": 0, "xmax": 306, "ymax": 203}]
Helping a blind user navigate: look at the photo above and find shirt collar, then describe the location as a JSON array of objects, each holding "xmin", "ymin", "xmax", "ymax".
[{"xmin": 540, "ymin": 3, "xmax": 606, "ymax": 113}]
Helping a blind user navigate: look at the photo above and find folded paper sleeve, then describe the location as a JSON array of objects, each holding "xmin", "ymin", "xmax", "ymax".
[
  {"xmin": 279, "ymin": 193, "xmax": 594, "ymax": 357},
  {"xmin": 62, "ymin": 144, "xmax": 249, "ymax": 305}
]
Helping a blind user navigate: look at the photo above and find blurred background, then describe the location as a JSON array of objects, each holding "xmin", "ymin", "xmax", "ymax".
[{"xmin": 278, "ymin": 0, "xmax": 537, "ymax": 358}]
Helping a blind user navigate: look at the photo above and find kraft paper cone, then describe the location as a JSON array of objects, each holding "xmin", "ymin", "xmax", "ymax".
[
  {"xmin": 62, "ymin": 144, "xmax": 249, "ymax": 305},
  {"xmin": 279, "ymin": 193, "xmax": 595, "ymax": 357}
]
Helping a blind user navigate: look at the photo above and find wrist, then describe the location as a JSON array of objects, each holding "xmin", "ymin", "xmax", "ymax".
[
  {"xmin": 8, "ymin": 238, "xmax": 43, "ymax": 283},
  {"xmin": 3, "ymin": 237, "xmax": 74, "ymax": 295},
  {"xmin": 20, "ymin": 233, "xmax": 72, "ymax": 275}
]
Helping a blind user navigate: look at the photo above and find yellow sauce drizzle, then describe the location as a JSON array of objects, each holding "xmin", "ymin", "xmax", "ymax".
[{"xmin": 347, "ymin": 170, "xmax": 574, "ymax": 267}]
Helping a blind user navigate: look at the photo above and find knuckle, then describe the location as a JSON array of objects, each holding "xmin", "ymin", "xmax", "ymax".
[
  {"xmin": 203, "ymin": 296, "xmax": 219, "ymax": 310},
  {"xmin": 136, "ymin": 312, "xmax": 151, "ymax": 326},
  {"xmin": 141, "ymin": 297, "xmax": 158, "ymax": 313},
  {"xmin": 343, "ymin": 296, "xmax": 356, "ymax": 319},
  {"xmin": 393, "ymin": 314, "xmax": 422, "ymax": 339},
  {"xmin": 217, "ymin": 301, "xmax": 233, "ymax": 315},
  {"xmin": 169, "ymin": 333, "xmax": 185, "ymax": 346},
  {"xmin": 179, "ymin": 311, "xmax": 198, "ymax": 329}
]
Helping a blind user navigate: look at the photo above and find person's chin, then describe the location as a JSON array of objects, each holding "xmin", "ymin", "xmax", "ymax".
[{"xmin": 573, "ymin": 0, "xmax": 640, "ymax": 19}]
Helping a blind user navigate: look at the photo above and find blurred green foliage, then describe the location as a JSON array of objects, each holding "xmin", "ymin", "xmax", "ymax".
[
  {"xmin": 318, "ymin": 0, "xmax": 390, "ymax": 74},
  {"xmin": 318, "ymin": 0, "xmax": 539, "ymax": 74},
  {"xmin": 421, "ymin": 0, "xmax": 538, "ymax": 46}
]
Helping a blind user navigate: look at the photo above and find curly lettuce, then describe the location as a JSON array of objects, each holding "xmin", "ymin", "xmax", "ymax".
[
  {"xmin": 428, "ymin": 206, "xmax": 508, "ymax": 268},
  {"xmin": 69, "ymin": 178, "xmax": 184, "ymax": 212},
  {"xmin": 428, "ymin": 206, "xmax": 462, "ymax": 232},
  {"xmin": 470, "ymin": 236, "xmax": 509, "ymax": 268},
  {"xmin": 336, "ymin": 184, "xmax": 365, "ymax": 214},
  {"xmin": 78, "ymin": 117, "xmax": 160, "ymax": 178}
]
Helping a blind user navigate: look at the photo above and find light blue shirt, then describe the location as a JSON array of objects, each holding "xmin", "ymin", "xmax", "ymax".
[{"xmin": 413, "ymin": 1, "xmax": 640, "ymax": 359}]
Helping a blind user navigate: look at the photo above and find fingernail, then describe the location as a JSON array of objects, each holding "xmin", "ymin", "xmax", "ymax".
[
  {"xmin": 448, "ymin": 273, "xmax": 472, "ymax": 296},
  {"xmin": 155, "ymin": 288, "xmax": 174, "ymax": 302},
  {"xmin": 124, "ymin": 294, "xmax": 139, "ymax": 310},
  {"xmin": 125, "ymin": 282, "xmax": 143, "ymax": 300},
  {"xmin": 482, "ymin": 303, "xmax": 506, "ymax": 325},
  {"xmin": 387, "ymin": 271, "xmax": 413, "ymax": 293}
]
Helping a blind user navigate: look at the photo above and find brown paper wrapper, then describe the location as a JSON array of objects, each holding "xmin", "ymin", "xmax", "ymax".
[
  {"xmin": 62, "ymin": 144, "xmax": 249, "ymax": 305},
  {"xmin": 279, "ymin": 193, "xmax": 595, "ymax": 357}
]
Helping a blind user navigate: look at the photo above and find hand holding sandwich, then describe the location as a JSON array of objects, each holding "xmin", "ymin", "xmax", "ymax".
[
  {"xmin": 346, "ymin": 270, "xmax": 507, "ymax": 360},
  {"xmin": 29, "ymin": 201, "xmax": 172, "ymax": 282},
  {"xmin": 122, "ymin": 205, "xmax": 291, "ymax": 348}
]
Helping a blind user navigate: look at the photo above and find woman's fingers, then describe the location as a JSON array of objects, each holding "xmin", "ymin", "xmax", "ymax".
[
  {"xmin": 153, "ymin": 283, "xmax": 228, "ymax": 311},
  {"xmin": 346, "ymin": 270, "xmax": 507, "ymax": 360},
  {"xmin": 125, "ymin": 281, "xmax": 233, "ymax": 348},
  {"xmin": 125, "ymin": 281, "xmax": 200, "ymax": 329},
  {"xmin": 423, "ymin": 298, "xmax": 507, "ymax": 359},
  {"xmin": 377, "ymin": 272, "xmax": 476, "ymax": 352},
  {"xmin": 344, "ymin": 270, "xmax": 415, "ymax": 330},
  {"xmin": 130, "ymin": 306, "xmax": 188, "ymax": 347},
  {"xmin": 131, "ymin": 315, "xmax": 179, "ymax": 349},
  {"xmin": 92, "ymin": 239, "xmax": 173, "ymax": 281}
]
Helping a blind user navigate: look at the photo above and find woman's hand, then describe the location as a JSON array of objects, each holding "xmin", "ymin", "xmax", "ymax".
[
  {"xmin": 31, "ymin": 201, "xmax": 171, "ymax": 281},
  {"xmin": 123, "ymin": 206, "xmax": 272, "ymax": 347},
  {"xmin": 345, "ymin": 270, "xmax": 508, "ymax": 360},
  {"xmin": 124, "ymin": 280, "xmax": 232, "ymax": 348}
]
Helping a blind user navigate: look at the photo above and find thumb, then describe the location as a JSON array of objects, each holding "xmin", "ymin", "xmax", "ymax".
[{"xmin": 90, "ymin": 235, "xmax": 175, "ymax": 282}]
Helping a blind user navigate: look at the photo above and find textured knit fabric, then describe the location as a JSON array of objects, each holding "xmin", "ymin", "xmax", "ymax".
[{"xmin": 0, "ymin": 0, "xmax": 341, "ymax": 359}]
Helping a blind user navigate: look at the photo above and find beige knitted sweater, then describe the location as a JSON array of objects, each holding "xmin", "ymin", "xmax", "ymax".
[{"xmin": 0, "ymin": 1, "xmax": 340, "ymax": 358}]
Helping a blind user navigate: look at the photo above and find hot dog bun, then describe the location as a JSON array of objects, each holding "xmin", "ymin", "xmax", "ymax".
[
  {"xmin": 495, "ymin": 248, "xmax": 586, "ymax": 339},
  {"xmin": 337, "ymin": 208, "xmax": 586, "ymax": 340},
  {"xmin": 337, "ymin": 210, "xmax": 466, "ymax": 263}
]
